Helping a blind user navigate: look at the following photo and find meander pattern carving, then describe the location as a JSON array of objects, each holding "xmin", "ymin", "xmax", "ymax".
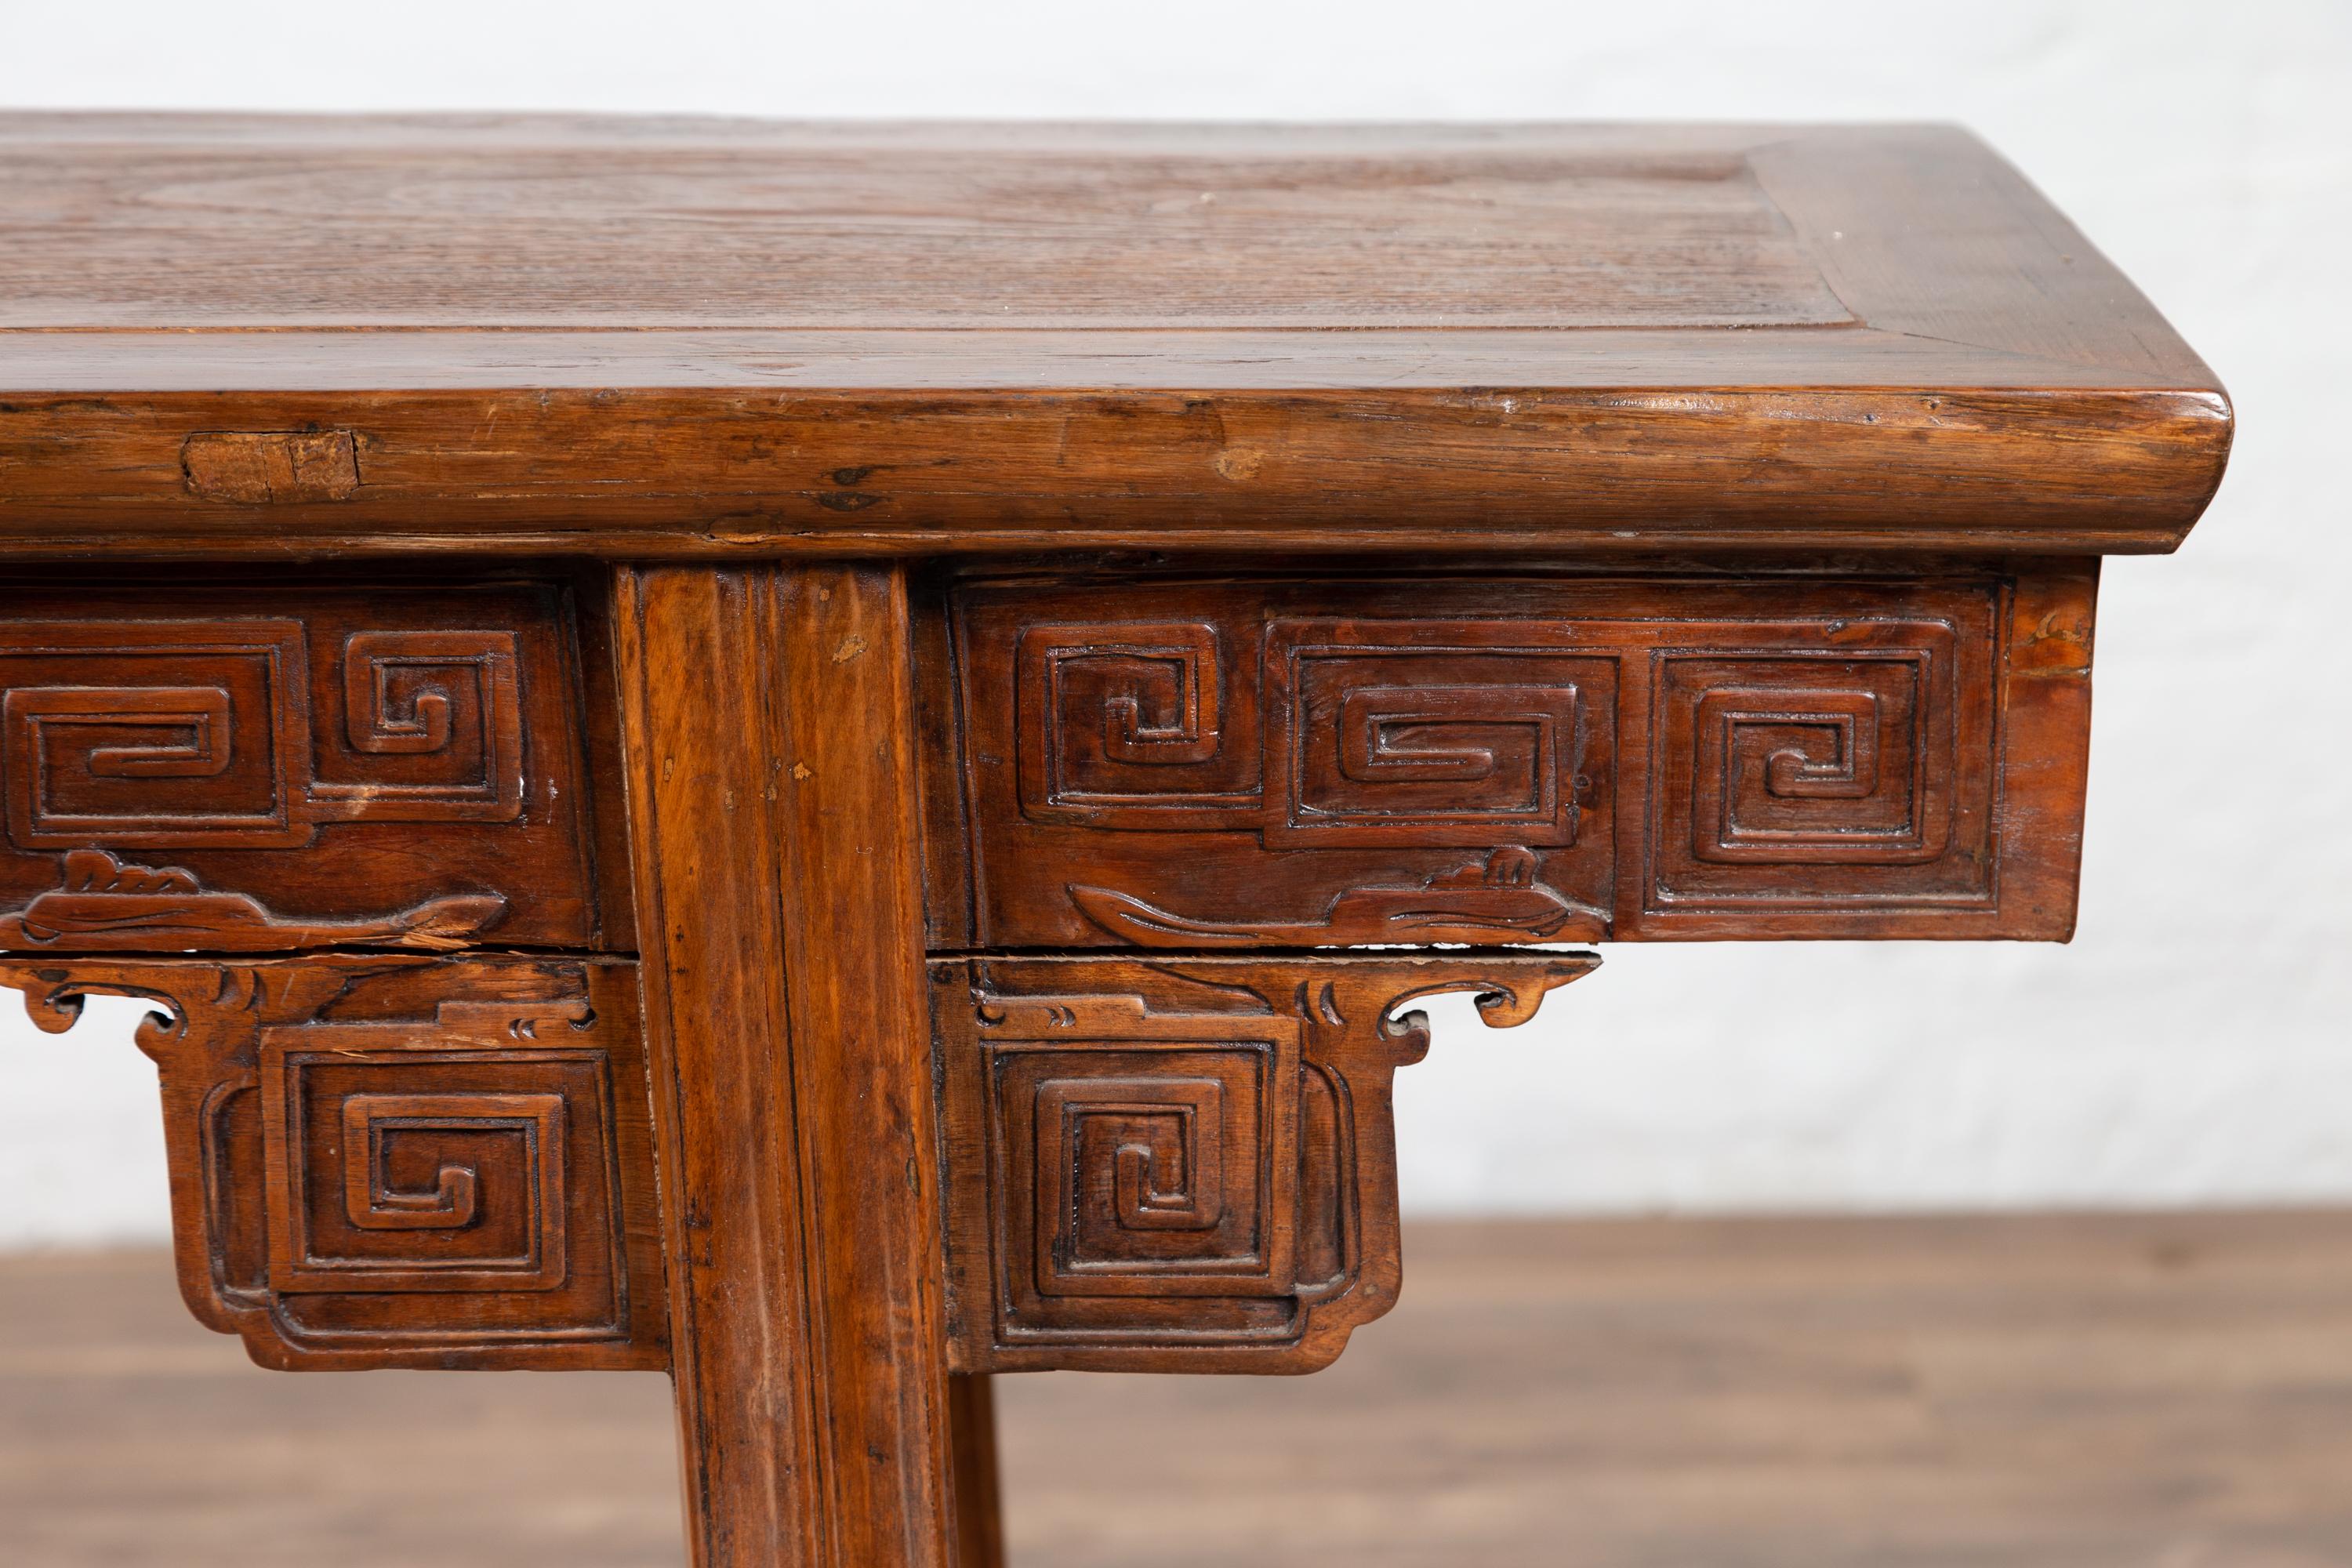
[
  {"xmin": 953, "ymin": 578, "xmax": 2005, "ymax": 946},
  {"xmin": 0, "ymin": 569, "xmax": 2079, "ymax": 1381},
  {"xmin": 0, "ymin": 586, "xmax": 604, "ymax": 951},
  {"xmin": 0, "ymin": 619, "xmax": 519, "ymax": 845},
  {"xmin": 935, "ymin": 953, "xmax": 1597, "ymax": 1373},
  {"xmin": 0, "ymin": 954, "xmax": 662, "ymax": 1369}
]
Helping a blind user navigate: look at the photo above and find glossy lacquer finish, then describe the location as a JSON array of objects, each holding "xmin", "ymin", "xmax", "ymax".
[{"xmin": 0, "ymin": 117, "xmax": 2226, "ymax": 1568}]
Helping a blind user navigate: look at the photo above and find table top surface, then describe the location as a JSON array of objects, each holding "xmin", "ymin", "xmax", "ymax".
[{"xmin": 0, "ymin": 116, "xmax": 2230, "ymax": 559}]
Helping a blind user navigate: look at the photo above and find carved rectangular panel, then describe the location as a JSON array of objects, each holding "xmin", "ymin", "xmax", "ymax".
[
  {"xmin": 935, "ymin": 953, "xmax": 1596, "ymax": 1373},
  {"xmin": 1016, "ymin": 619, "xmax": 1261, "ymax": 826},
  {"xmin": 1265, "ymin": 621, "xmax": 1613, "ymax": 849},
  {"xmin": 332, "ymin": 1092, "xmax": 565, "ymax": 1265},
  {"xmin": 0, "ymin": 953, "xmax": 666, "ymax": 1370},
  {"xmin": 989, "ymin": 998, "xmax": 1300, "ymax": 1334},
  {"xmin": 0, "ymin": 621, "xmax": 308, "ymax": 847},
  {"xmin": 937, "ymin": 569, "xmax": 2076, "ymax": 945},
  {"xmin": 0, "ymin": 578, "xmax": 623, "ymax": 953},
  {"xmin": 1645, "ymin": 615, "xmax": 1996, "ymax": 914},
  {"xmin": 312, "ymin": 628, "xmax": 528, "ymax": 820},
  {"xmin": 263, "ymin": 1024, "xmax": 589, "ymax": 1298}
]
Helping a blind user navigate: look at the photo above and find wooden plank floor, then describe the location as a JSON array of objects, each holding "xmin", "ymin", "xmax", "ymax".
[{"xmin": 6, "ymin": 1214, "xmax": 2352, "ymax": 1566}]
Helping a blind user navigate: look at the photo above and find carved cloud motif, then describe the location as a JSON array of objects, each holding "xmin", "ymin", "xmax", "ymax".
[{"xmin": 0, "ymin": 848, "xmax": 506, "ymax": 953}]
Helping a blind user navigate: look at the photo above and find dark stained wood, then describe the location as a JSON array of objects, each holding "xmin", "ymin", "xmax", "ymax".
[
  {"xmin": 0, "ymin": 954, "xmax": 666, "ymax": 1370},
  {"xmin": 0, "ymin": 118, "xmax": 2229, "ymax": 557},
  {"xmin": 617, "ymin": 564, "xmax": 957, "ymax": 1568}
]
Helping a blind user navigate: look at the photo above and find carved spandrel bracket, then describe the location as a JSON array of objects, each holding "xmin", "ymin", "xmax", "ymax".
[
  {"xmin": 0, "ymin": 953, "xmax": 665, "ymax": 1372},
  {"xmin": 935, "ymin": 950, "xmax": 1597, "ymax": 1374}
]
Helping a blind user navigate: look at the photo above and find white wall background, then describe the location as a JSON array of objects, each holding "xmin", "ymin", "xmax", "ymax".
[{"xmin": 2, "ymin": 1, "xmax": 2345, "ymax": 1244}]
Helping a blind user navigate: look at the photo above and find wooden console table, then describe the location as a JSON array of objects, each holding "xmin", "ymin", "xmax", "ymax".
[{"xmin": 0, "ymin": 118, "xmax": 2229, "ymax": 1565}]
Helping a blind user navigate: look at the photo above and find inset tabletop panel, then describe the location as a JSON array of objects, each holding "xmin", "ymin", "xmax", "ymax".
[
  {"xmin": 0, "ymin": 126, "xmax": 1855, "ymax": 330},
  {"xmin": 0, "ymin": 118, "xmax": 2230, "ymax": 556}
]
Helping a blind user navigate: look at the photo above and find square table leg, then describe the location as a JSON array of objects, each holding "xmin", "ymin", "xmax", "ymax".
[{"xmin": 617, "ymin": 562, "xmax": 987, "ymax": 1566}]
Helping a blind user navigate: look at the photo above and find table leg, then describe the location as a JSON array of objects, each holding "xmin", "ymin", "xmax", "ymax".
[
  {"xmin": 949, "ymin": 1374, "xmax": 1007, "ymax": 1568},
  {"xmin": 617, "ymin": 563, "xmax": 969, "ymax": 1566}
]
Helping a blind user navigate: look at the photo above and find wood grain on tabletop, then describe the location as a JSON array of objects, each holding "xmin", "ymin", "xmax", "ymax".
[{"xmin": 0, "ymin": 118, "xmax": 2228, "ymax": 556}]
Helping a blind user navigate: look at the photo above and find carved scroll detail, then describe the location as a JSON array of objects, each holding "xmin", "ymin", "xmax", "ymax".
[
  {"xmin": 960, "ymin": 581, "xmax": 2026, "ymax": 943},
  {"xmin": 1690, "ymin": 676, "xmax": 1937, "ymax": 862},
  {"xmin": 938, "ymin": 951, "xmax": 1598, "ymax": 1373},
  {"xmin": 0, "ymin": 849, "xmax": 506, "ymax": 953},
  {"xmin": 342, "ymin": 1094, "xmax": 502, "ymax": 1229},
  {"xmin": 1070, "ymin": 845, "xmax": 1605, "ymax": 947},
  {"xmin": 266, "ymin": 1023, "xmax": 575, "ymax": 1294},
  {"xmin": 0, "ymin": 955, "xmax": 659, "ymax": 1370},
  {"xmin": 0, "ymin": 622, "xmax": 309, "ymax": 848},
  {"xmin": 1014, "ymin": 618, "xmax": 1610, "ymax": 856}
]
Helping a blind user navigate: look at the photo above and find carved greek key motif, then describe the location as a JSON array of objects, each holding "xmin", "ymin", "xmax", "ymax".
[
  {"xmin": 988, "ymin": 996, "xmax": 1299, "ymax": 1320},
  {"xmin": 989, "ymin": 607, "xmax": 1617, "ymax": 944},
  {"xmin": 1082, "ymin": 1078, "xmax": 1225, "ymax": 1232},
  {"xmin": 0, "ymin": 619, "xmax": 526, "ymax": 850},
  {"xmin": 0, "ymin": 955, "xmax": 662, "ymax": 1370},
  {"xmin": 266, "ymin": 1008, "xmax": 586, "ymax": 1294},
  {"xmin": 1650, "ymin": 630, "xmax": 1994, "ymax": 911},
  {"xmin": 0, "ymin": 622, "xmax": 308, "ymax": 848},
  {"xmin": 1266, "ymin": 627, "xmax": 1613, "ymax": 848},
  {"xmin": 1012, "ymin": 616, "xmax": 1610, "ymax": 851},
  {"xmin": 1304, "ymin": 679, "xmax": 1583, "ymax": 838},
  {"xmin": 0, "ymin": 589, "xmax": 592, "ymax": 952},
  {"xmin": 1016, "ymin": 622, "xmax": 1261, "ymax": 826},
  {"xmin": 33, "ymin": 685, "xmax": 234, "ymax": 778},
  {"xmin": 1691, "ymin": 679, "xmax": 1938, "ymax": 860},
  {"xmin": 343, "ymin": 1095, "xmax": 499, "ymax": 1229},
  {"xmin": 1033, "ymin": 1069, "xmax": 1262, "ymax": 1281},
  {"xmin": 956, "ymin": 579, "xmax": 2013, "ymax": 942},
  {"xmin": 311, "ymin": 630, "xmax": 524, "ymax": 820},
  {"xmin": 938, "ymin": 953, "xmax": 1597, "ymax": 1372}
]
